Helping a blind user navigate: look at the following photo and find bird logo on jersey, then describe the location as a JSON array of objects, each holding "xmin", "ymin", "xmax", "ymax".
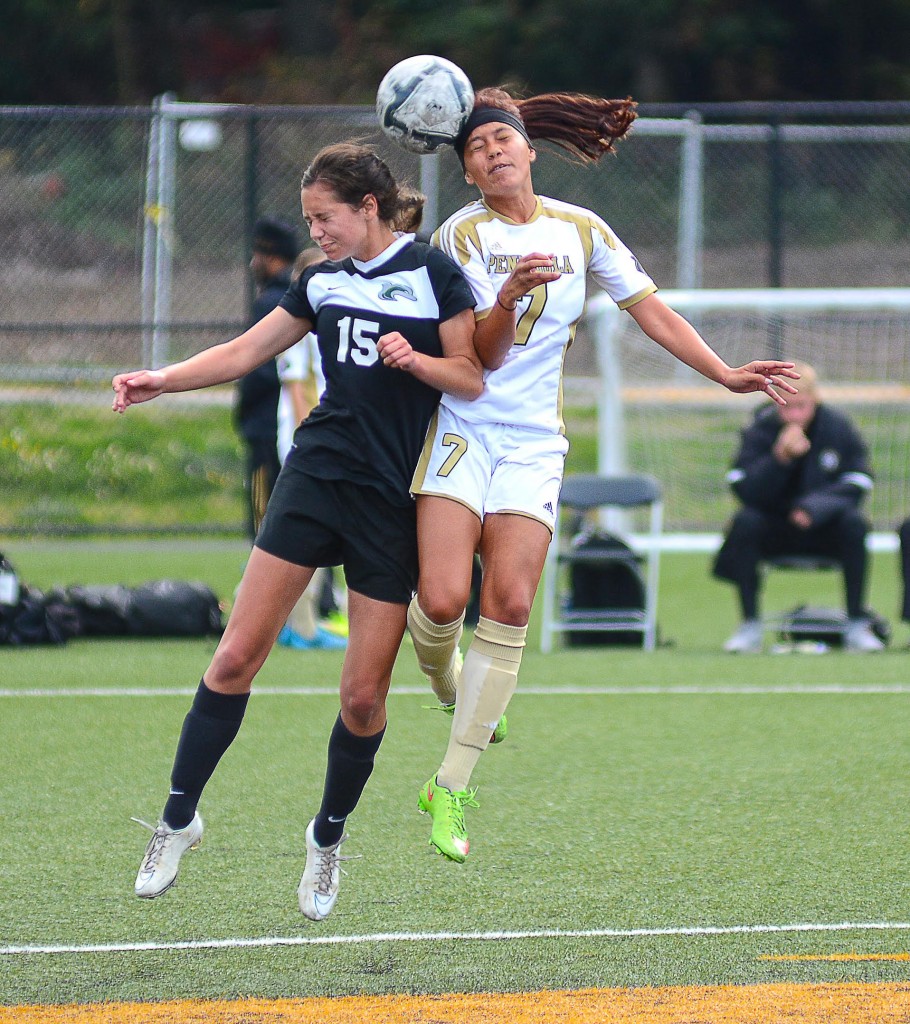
[{"xmin": 379, "ymin": 282, "xmax": 418, "ymax": 302}]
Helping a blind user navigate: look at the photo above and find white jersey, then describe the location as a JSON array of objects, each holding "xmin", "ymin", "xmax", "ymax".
[
  {"xmin": 432, "ymin": 195, "xmax": 656, "ymax": 434},
  {"xmin": 276, "ymin": 334, "xmax": 324, "ymax": 462}
]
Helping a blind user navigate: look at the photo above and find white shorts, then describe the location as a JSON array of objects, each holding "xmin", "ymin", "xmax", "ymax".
[{"xmin": 411, "ymin": 406, "xmax": 569, "ymax": 532}]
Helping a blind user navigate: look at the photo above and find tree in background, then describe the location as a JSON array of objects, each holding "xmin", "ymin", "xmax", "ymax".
[
  {"xmin": 367, "ymin": 0, "xmax": 910, "ymax": 103},
  {"xmin": 1, "ymin": 0, "xmax": 909, "ymax": 105}
]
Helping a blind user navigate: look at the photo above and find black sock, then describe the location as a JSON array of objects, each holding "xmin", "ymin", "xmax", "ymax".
[
  {"xmin": 162, "ymin": 679, "xmax": 249, "ymax": 829},
  {"xmin": 312, "ymin": 714, "xmax": 385, "ymax": 847}
]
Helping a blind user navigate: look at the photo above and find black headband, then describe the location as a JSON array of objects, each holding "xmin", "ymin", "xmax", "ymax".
[{"xmin": 454, "ymin": 108, "xmax": 532, "ymax": 166}]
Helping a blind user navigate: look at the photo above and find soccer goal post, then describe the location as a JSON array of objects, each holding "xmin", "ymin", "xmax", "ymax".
[{"xmin": 583, "ymin": 287, "xmax": 910, "ymax": 545}]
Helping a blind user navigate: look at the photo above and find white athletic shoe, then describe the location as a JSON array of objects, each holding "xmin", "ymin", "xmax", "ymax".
[
  {"xmin": 845, "ymin": 618, "xmax": 885, "ymax": 652},
  {"xmin": 723, "ymin": 619, "xmax": 764, "ymax": 653},
  {"xmin": 133, "ymin": 813, "xmax": 203, "ymax": 899},
  {"xmin": 298, "ymin": 819, "xmax": 349, "ymax": 921}
]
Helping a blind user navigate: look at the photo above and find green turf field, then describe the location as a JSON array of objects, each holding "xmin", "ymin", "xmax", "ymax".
[{"xmin": 2, "ymin": 540, "xmax": 909, "ymax": 1005}]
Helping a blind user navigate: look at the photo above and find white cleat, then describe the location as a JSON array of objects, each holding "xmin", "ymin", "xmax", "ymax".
[
  {"xmin": 298, "ymin": 819, "xmax": 349, "ymax": 921},
  {"xmin": 133, "ymin": 813, "xmax": 203, "ymax": 899},
  {"xmin": 723, "ymin": 619, "xmax": 764, "ymax": 654},
  {"xmin": 845, "ymin": 618, "xmax": 885, "ymax": 652}
]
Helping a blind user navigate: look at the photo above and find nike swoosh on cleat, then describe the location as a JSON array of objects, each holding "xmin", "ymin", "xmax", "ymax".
[{"xmin": 313, "ymin": 894, "xmax": 335, "ymax": 916}]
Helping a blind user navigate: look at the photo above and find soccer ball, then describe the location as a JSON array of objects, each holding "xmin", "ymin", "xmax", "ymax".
[{"xmin": 376, "ymin": 55, "xmax": 474, "ymax": 155}]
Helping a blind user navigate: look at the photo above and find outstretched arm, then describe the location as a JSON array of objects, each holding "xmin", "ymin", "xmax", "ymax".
[
  {"xmin": 627, "ymin": 294, "xmax": 800, "ymax": 405},
  {"xmin": 112, "ymin": 307, "xmax": 311, "ymax": 412}
]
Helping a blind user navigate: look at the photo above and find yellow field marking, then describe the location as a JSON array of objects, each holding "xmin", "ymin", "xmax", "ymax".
[
  {"xmin": 4, "ymin": 984, "xmax": 910, "ymax": 1024},
  {"xmin": 761, "ymin": 952, "xmax": 910, "ymax": 962}
]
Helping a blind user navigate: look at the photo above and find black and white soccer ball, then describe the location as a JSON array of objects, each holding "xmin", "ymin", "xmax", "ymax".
[{"xmin": 376, "ymin": 55, "xmax": 474, "ymax": 155}]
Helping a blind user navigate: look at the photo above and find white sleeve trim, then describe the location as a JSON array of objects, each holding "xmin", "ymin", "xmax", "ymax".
[{"xmin": 841, "ymin": 471, "xmax": 873, "ymax": 490}]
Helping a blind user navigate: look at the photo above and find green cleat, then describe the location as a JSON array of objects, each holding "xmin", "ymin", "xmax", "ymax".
[
  {"xmin": 490, "ymin": 711, "xmax": 508, "ymax": 744},
  {"xmin": 417, "ymin": 776, "xmax": 479, "ymax": 863},
  {"xmin": 429, "ymin": 702, "xmax": 508, "ymax": 745}
]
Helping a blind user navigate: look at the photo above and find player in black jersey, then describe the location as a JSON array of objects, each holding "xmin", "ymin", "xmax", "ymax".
[{"xmin": 113, "ymin": 143, "xmax": 481, "ymax": 920}]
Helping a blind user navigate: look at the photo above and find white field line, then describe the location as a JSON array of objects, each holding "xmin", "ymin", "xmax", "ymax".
[
  {"xmin": 3, "ymin": 921, "xmax": 910, "ymax": 957},
  {"xmin": 2, "ymin": 684, "xmax": 910, "ymax": 698}
]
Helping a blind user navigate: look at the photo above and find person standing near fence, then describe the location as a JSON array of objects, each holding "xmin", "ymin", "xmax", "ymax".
[
  {"xmin": 407, "ymin": 86, "xmax": 801, "ymax": 864},
  {"xmin": 897, "ymin": 519, "xmax": 910, "ymax": 635},
  {"xmin": 114, "ymin": 142, "xmax": 481, "ymax": 920},
  {"xmin": 235, "ymin": 216, "xmax": 298, "ymax": 539}
]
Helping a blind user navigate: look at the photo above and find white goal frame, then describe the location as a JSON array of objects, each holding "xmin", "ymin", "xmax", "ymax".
[{"xmin": 583, "ymin": 287, "xmax": 910, "ymax": 552}]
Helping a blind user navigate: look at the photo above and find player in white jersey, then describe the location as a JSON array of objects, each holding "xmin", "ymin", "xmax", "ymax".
[
  {"xmin": 277, "ymin": 332, "xmax": 323, "ymax": 463},
  {"xmin": 409, "ymin": 87, "xmax": 800, "ymax": 864}
]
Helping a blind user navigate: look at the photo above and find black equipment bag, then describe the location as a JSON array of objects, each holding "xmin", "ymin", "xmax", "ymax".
[
  {"xmin": 0, "ymin": 551, "xmax": 81, "ymax": 645},
  {"xmin": 1, "ymin": 574, "xmax": 224, "ymax": 645},
  {"xmin": 56, "ymin": 580, "xmax": 224, "ymax": 638},
  {"xmin": 127, "ymin": 580, "xmax": 224, "ymax": 637},
  {"xmin": 778, "ymin": 604, "xmax": 890, "ymax": 648},
  {"xmin": 565, "ymin": 531, "xmax": 648, "ymax": 646}
]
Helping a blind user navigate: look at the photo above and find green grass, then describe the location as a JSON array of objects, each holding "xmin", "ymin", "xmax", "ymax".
[
  {"xmin": 0, "ymin": 399, "xmax": 245, "ymax": 532},
  {"xmin": 2, "ymin": 540, "xmax": 910, "ymax": 1004},
  {"xmin": 4, "ymin": 396, "xmax": 909, "ymax": 533}
]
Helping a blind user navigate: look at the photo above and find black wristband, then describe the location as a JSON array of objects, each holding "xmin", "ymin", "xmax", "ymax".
[{"xmin": 496, "ymin": 293, "xmax": 517, "ymax": 312}]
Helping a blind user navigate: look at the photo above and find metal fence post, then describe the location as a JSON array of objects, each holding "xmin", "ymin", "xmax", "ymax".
[
  {"xmin": 244, "ymin": 111, "xmax": 260, "ymax": 322},
  {"xmin": 141, "ymin": 92, "xmax": 176, "ymax": 369},
  {"xmin": 419, "ymin": 153, "xmax": 439, "ymax": 233},
  {"xmin": 592, "ymin": 299, "xmax": 630, "ymax": 533},
  {"xmin": 678, "ymin": 110, "xmax": 704, "ymax": 290},
  {"xmin": 767, "ymin": 116, "xmax": 785, "ymax": 358},
  {"xmin": 140, "ymin": 97, "xmax": 161, "ymax": 368}
]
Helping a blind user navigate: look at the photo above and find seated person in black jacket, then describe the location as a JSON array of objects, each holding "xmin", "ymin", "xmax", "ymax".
[{"xmin": 713, "ymin": 363, "xmax": 882, "ymax": 653}]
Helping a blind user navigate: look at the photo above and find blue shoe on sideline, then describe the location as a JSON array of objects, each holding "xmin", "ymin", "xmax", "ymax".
[
  {"xmin": 311, "ymin": 627, "xmax": 348, "ymax": 650},
  {"xmin": 277, "ymin": 625, "xmax": 347, "ymax": 651}
]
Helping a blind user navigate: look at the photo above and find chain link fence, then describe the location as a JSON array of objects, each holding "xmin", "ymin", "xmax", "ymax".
[
  {"xmin": 2, "ymin": 100, "xmax": 909, "ymax": 533},
  {"xmin": 3, "ymin": 100, "xmax": 910, "ymax": 382}
]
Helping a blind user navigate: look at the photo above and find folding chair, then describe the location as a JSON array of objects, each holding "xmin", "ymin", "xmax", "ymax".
[{"xmin": 540, "ymin": 473, "xmax": 663, "ymax": 652}]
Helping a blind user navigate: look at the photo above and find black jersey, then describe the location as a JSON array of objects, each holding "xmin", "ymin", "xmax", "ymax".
[
  {"xmin": 278, "ymin": 235, "xmax": 475, "ymax": 506},
  {"xmin": 727, "ymin": 403, "xmax": 873, "ymax": 526}
]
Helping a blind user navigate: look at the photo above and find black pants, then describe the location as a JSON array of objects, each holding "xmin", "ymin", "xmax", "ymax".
[
  {"xmin": 244, "ymin": 437, "xmax": 281, "ymax": 541},
  {"xmin": 898, "ymin": 518, "xmax": 910, "ymax": 621},
  {"xmin": 713, "ymin": 506, "xmax": 869, "ymax": 620}
]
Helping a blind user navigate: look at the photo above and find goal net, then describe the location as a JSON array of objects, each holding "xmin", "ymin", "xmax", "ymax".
[{"xmin": 581, "ymin": 288, "xmax": 910, "ymax": 537}]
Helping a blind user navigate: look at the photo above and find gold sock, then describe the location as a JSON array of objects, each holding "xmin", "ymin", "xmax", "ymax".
[
  {"xmin": 437, "ymin": 616, "xmax": 526, "ymax": 792},
  {"xmin": 407, "ymin": 597, "xmax": 464, "ymax": 704}
]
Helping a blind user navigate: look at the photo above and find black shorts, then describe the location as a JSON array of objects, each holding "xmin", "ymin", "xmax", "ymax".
[{"xmin": 255, "ymin": 464, "xmax": 418, "ymax": 605}]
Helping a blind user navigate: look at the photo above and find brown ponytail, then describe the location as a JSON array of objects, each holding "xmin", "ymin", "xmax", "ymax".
[
  {"xmin": 469, "ymin": 86, "xmax": 637, "ymax": 165},
  {"xmin": 393, "ymin": 185, "xmax": 426, "ymax": 233},
  {"xmin": 518, "ymin": 93, "xmax": 637, "ymax": 163}
]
